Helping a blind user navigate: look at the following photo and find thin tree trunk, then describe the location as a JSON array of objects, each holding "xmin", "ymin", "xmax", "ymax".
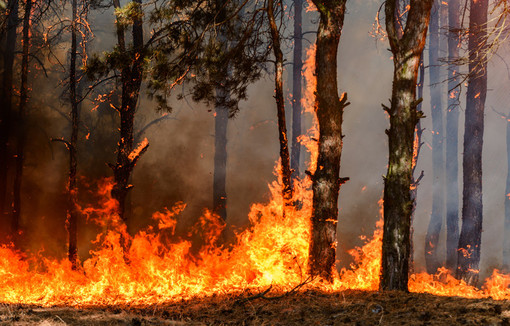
[
  {"xmin": 268, "ymin": 0, "xmax": 292, "ymax": 208},
  {"xmin": 66, "ymin": 0, "xmax": 79, "ymax": 269},
  {"xmin": 425, "ymin": 0, "xmax": 445, "ymax": 274},
  {"xmin": 445, "ymin": 0, "xmax": 461, "ymax": 272},
  {"xmin": 290, "ymin": 0, "xmax": 302, "ymax": 183},
  {"xmin": 308, "ymin": 0, "xmax": 348, "ymax": 282},
  {"xmin": 456, "ymin": 0, "xmax": 488, "ymax": 286},
  {"xmin": 12, "ymin": 0, "xmax": 32, "ymax": 242},
  {"xmin": 213, "ymin": 90, "xmax": 228, "ymax": 221},
  {"xmin": 0, "ymin": 0, "xmax": 18, "ymax": 222},
  {"xmin": 382, "ymin": 0, "xmax": 433, "ymax": 291},
  {"xmin": 111, "ymin": 0, "xmax": 147, "ymax": 224}
]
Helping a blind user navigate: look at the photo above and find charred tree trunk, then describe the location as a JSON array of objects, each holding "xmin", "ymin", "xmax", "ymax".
[
  {"xmin": 456, "ymin": 0, "xmax": 487, "ymax": 286},
  {"xmin": 290, "ymin": 0, "xmax": 302, "ymax": 183},
  {"xmin": 308, "ymin": 0, "xmax": 348, "ymax": 282},
  {"xmin": 382, "ymin": 0, "xmax": 433, "ymax": 291},
  {"xmin": 66, "ymin": 0, "xmax": 80, "ymax": 269},
  {"xmin": 11, "ymin": 0, "xmax": 33, "ymax": 241},
  {"xmin": 0, "ymin": 0, "xmax": 18, "ymax": 223},
  {"xmin": 445, "ymin": 0, "xmax": 461, "ymax": 272},
  {"xmin": 110, "ymin": 0, "xmax": 147, "ymax": 224},
  {"xmin": 425, "ymin": 0, "xmax": 445, "ymax": 274},
  {"xmin": 213, "ymin": 89, "xmax": 228, "ymax": 221},
  {"xmin": 504, "ymin": 116, "xmax": 510, "ymax": 271},
  {"xmin": 268, "ymin": 0, "xmax": 292, "ymax": 208}
]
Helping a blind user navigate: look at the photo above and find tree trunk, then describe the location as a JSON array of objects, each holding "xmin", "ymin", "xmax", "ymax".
[
  {"xmin": 290, "ymin": 0, "xmax": 302, "ymax": 183},
  {"xmin": 66, "ymin": 0, "xmax": 80, "ymax": 269},
  {"xmin": 382, "ymin": 0, "xmax": 433, "ymax": 291},
  {"xmin": 456, "ymin": 0, "xmax": 487, "ymax": 286},
  {"xmin": 213, "ymin": 91, "xmax": 228, "ymax": 221},
  {"xmin": 425, "ymin": 0, "xmax": 444, "ymax": 274},
  {"xmin": 11, "ymin": 0, "xmax": 33, "ymax": 242},
  {"xmin": 0, "ymin": 0, "xmax": 18, "ymax": 223},
  {"xmin": 268, "ymin": 0, "xmax": 292, "ymax": 209},
  {"xmin": 445, "ymin": 0, "xmax": 461, "ymax": 272},
  {"xmin": 308, "ymin": 0, "xmax": 348, "ymax": 282},
  {"xmin": 110, "ymin": 0, "xmax": 146, "ymax": 224}
]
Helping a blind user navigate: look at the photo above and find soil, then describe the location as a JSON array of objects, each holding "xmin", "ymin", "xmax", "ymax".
[{"xmin": 1, "ymin": 290, "xmax": 509, "ymax": 325}]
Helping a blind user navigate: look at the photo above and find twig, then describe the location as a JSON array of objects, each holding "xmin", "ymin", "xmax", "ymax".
[{"xmin": 234, "ymin": 276, "xmax": 313, "ymax": 305}]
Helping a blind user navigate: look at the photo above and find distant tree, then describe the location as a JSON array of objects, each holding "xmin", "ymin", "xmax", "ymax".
[
  {"xmin": 307, "ymin": 0, "xmax": 349, "ymax": 282},
  {"xmin": 381, "ymin": 0, "xmax": 433, "ymax": 291},
  {"xmin": 456, "ymin": 0, "xmax": 488, "ymax": 286},
  {"xmin": 445, "ymin": 0, "xmax": 461, "ymax": 272},
  {"xmin": 0, "ymin": 0, "xmax": 19, "ymax": 228},
  {"xmin": 267, "ymin": 0, "xmax": 292, "ymax": 209},
  {"xmin": 290, "ymin": 0, "xmax": 303, "ymax": 183},
  {"xmin": 425, "ymin": 0, "xmax": 445, "ymax": 275}
]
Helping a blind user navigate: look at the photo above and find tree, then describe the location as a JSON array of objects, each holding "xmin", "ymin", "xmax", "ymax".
[
  {"xmin": 290, "ymin": 0, "xmax": 303, "ymax": 183},
  {"xmin": 0, "ymin": 0, "xmax": 19, "ymax": 229},
  {"xmin": 445, "ymin": 0, "xmax": 461, "ymax": 272},
  {"xmin": 424, "ymin": 0, "xmax": 445, "ymax": 275},
  {"xmin": 307, "ymin": 0, "xmax": 349, "ymax": 282},
  {"xmin": 381, "ymin": 0, "xmax": 433, "ymax": 291},
  {"xmin": 11, "ymin": 0, "xmax": 33, "ymax": 241},
  {"xmin": 456, "ymin": 0, "xmax": 488, "ymax": 286},
  {"xmin": 267, "ymin": 0, "xmax": 293, "ymax": 209}
]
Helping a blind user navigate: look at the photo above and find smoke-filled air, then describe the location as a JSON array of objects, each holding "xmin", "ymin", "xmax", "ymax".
[{"xmin": 0, "ymin": 0, "xmax": 510, "ymax": 324}]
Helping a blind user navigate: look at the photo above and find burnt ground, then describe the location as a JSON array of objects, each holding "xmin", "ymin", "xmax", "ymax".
[{"xmin": 1, "ymin": 290, "xmax": 509, "ymax": 325}]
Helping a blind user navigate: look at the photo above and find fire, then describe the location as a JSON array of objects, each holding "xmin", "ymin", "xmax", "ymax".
[{"xmin": 0, "ymin": 36, "xmax": 509, "ymax": 309}]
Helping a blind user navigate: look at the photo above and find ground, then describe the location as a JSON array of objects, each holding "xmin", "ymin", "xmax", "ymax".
[{"xmin": 1, "ymin": 290, "xmax": 509, "ymax": 325}]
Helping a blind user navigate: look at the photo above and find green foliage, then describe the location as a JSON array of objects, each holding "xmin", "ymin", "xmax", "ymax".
[{"xmin": 115, "ymin": 2, "xmax": 143, "ymax": 28}]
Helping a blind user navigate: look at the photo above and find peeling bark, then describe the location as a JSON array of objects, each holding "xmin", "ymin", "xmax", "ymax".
[
  {"xmin": 308, "ymin": 0, "xmax": 348, "ymax": 282},
  {"xmin": 382, "ymin": 0, "xmax": 433, "ymax": 291}
]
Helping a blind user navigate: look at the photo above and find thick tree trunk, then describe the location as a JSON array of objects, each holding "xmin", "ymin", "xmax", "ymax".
[
  {"xmin": 213, "ymin": 92, "xmax": 228, "ymax": 221},
  {"xmin": 11, "ymin": 0, "xmax": 33, "ymax": 241},
  {"xmin": 268, "ymin": 0, "xmax": 292, "ymax": 208},
  {"xmin": 0, "ymin": 0, "xmax": 18, "ymax": 223},
  {"xmin": 445, "ymin": 0, "xmax": 461, "ymax": 272},
  {"xmin": 425, "ymin": 0, "xmax": 444, "ymax": 274},
  {"xmin": 111, "ymin": 0, "xmax": 146, "ymax": 224},
  {"xmin": 382, "ymin": 0, "xmax": 433, "ymax": 291},
  {"xmin": 504, "ymin": 118, "xmax": 510, "ymax": 271},
  {"xmin": 290, "ymin": 0, "xmax": 302, "ymax": 183},
  {"xmin": 456, "ymin": 0, "xmax": 487, "ymax": 286},
  {"xmin": 308, "ymin": 0, "xmax": 348, "ymax": 282}
]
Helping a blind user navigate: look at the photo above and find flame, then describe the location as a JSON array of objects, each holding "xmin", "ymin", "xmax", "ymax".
[{"xmin": 0, "ymin": 37, "xmax": 509, "ymax": 308}]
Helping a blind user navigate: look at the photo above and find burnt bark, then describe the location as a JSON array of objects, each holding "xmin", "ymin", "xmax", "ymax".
[
  {"xmin": 425, "ymin": 0, "xmax": 445, "ymax": 274},
  {"xmin": 456, "ymin": 0, "xmax": 487, "ymax": 286},
  {"xmin": 11, "ymin": 0, "xmax": 33, "ymax": 241},
  {"xmin": 268, "ymin": 0, "xmax": 292, "ymax": 208},
  {"xmin": 290, "ymin": 0, "xmax": 302, "ymax": 183},
  {"xmin": 382, "ymin": 0, "xmax": 433, "ymax": 291},
  {"xmin": 445, "ymin": 0, "xmax": 461, "ymax": 272},
  {"xmin": 0, "ymin": 0, "xmax": 18, "ymax": 224},
  {"xmin": 110, "ymin": 0, "xmax": 147, "ymax": 224},
  {"xmin": 308, "ymin": 0, "xmax": 348, "ymax": 282}
]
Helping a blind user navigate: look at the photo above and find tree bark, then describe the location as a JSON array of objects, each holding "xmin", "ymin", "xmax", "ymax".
[
  {"xmin": 504, "ymin": 116, "xmax": 510, "ymax": 271},
  {"xmin": 456, "ymin": 0, "xmax": 487, "ymax": 286},
  {"xmin": 268, "ymin": 0, "xmax": 292, "ymax": 208},
  {"xmin": 308, "ymin": 0, "xmax": 348, "ymax": 282},
  {"xmin": 11, "ymin": 0, "xmax": 33, "ymax": 241},
  {"xmin": 445, "ymin": 0, "xmax": 461, "ymax": 272},
  {"xmin": 290, "ymin": 0, "xmax": 302, "ymax": 183},
  {"xmin": 213, "ymin": 90, "xmax": 228, "ymax": 221},
  {"xmin": 0, "ymin": 0, "xmax": 18, "ymax": 224},
  {"xmin": 425, "ymin": 0, "xmax": 445, "ymax": 274},
  {"xmin": 111, "ymin": 0, "xmax": 147, "ymax": 224},
  {"xmin": 382, "ymin": 0, "xmax": 433, "ymax": 291}
]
